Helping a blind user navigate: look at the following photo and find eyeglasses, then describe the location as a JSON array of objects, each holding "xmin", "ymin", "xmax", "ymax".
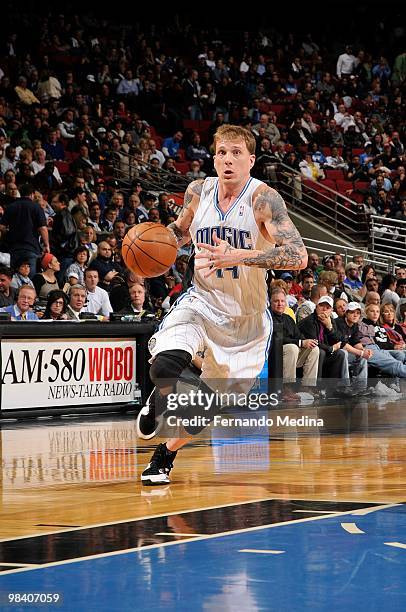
[{"xmin": 53, "ymin": 300, "xmax": 65, "ymax": 305}]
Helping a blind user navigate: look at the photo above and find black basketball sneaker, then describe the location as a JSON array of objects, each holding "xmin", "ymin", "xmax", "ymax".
[
  {"xmin": 141, "ymin": 443, "xmax": 177, "ymax": 485},
  {"xmin": 136, "ymin": 388, "xmax": 164, "ymax": 440},
  {"xmin": 136, "ymin": 362, "xmax": 203, "ymax": 440}
]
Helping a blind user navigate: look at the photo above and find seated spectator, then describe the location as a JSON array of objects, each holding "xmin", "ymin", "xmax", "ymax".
[
  {"xmin": 100, "ymin": 206, "xmax": 118, "ymax": 232},
  {"xmin": 334, "ymin": 297, "xmax": 349, "ymax": 319},
  {"xmin": 43, "ymin": 290, "xmax": 69, "ymax": 320},
  {"xmin": 118, "ymin": 283, "xmax": 154, "ymax": 319},
  {"xmin": 343, "ymin": 262, "xmax": 363, "ymax": 299},
  {"xmin": 10, "ymin": 257, "xmax": 35, "ymax": 291},
  {"xmin": 66, "ymin": 284, "xmax": 87, "ymax": 320},
  {"xmin": 0, "ymin": 265, "xmax": 17, "ymax": 307},
  {"xmin": 358, "ymin": 303, "xmax": 406, "ymax": 377},
  {"xmin": 84, "ymin": 269, "xmax": 113, "ymax": 318},
  {"xmin": 298, "ymin": 271, "xmax": 314, "ymax": 301},
  {"xmin": 325, "ymin": 146, "xmax": 348, "ymax": 170},
  {"xmin": 65, "ymin": 246, "xmax": 90, "ymax": 286},
  {"xmin": 0, "ymin": 285, "xmax": 38, "ymax": 320},
  {"xmin": 148, "ymin": 207, "xmax": 161, "ymax": 223},
  {"xmin": 88, "ymin": 202, "xmax": 103, "ymax": 232},
  {"xmin": 336, "ymin": 302, "xmax": 371, "ymax": 386},
  {"xmin": 186, "ymin": 161, "xmax": 206, "ymax": 181},
  {"xmin": 88, "ymin": 241, "xmax": 122, "ymax": 291},
  {"xmin": 296, "ymin": 284, "xmax": 328, "ymax": 323},
  {"xmin": 33, "ymin": 161, "xmax": 62, "ymax": 195},
  {"xmin": 380, "ymin": 274, "xmax": 399, "ymax": 307},
  {"xmin": 32, "ymin": 253, "xmax": 61, "ymax": 304},
  {"xmin": 279, "ymin": 271, "xmax": 302, "ymax": 300},
  {"xmin": 43, "ymin": 129, "xmax": 65, "ymax": 161},
  {"xmin": 288, "ymin": 118, "xmax": 312, "ymax": 147},
  {"xmin": 299, "ymin": 153, "xmax": 325, "ymax": 181},
  {"xmin": 162, "ymin": 131, "xmax": 183, "ymax": 160},
  {"xmin": 186, "ymin": 133, "xmax": 211, "ymax": 165},
  {"xmin": 270, "ymin": 287, "xmax": 319, "ymax": 387},
  {"xmin": 79, "ymin": 226, "xmax": 98, "ymax": 263},
  {"xmin": 346, "ymin": 155, "xmax": 369, "ymax": 182},
  {"xmin": 318, "ymin": 270, "xmax": 338, "ymax": 298},
  {"xmin": 309, "ymin": 143, "xmax": 326, "ymax": 166},
  {"xmin": 298, "ymin": 295, "xmax": 347, "ymax": 378},
  {"xmin": 380, "ymin": 303, "xmax": 406, "ymax": 347}
]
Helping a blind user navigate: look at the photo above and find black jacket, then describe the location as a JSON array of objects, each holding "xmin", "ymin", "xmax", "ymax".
[
  {"xmin": 271, "ymin": 311, "xmax": 305, "ymax": 346},
  {"xmin": 298, "ymin": 312, "xmax": 340, "ymax": 354},
  {"xmin": 335, "ymin": 317, "xmax": 362, "ymax": 346}
]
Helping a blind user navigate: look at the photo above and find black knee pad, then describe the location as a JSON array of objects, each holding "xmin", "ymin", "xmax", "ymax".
[{"xmin": 150, "ymin": 349, "xmax": 192, "ymax": 391}]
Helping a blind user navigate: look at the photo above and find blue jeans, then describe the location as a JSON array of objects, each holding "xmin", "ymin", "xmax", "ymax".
[
  {"xmin": 343, "ymin": 351, "xmax": 369, "ymax": 386},
  {"xmin": 366, "ymin": 344, "xmax": 406, "ymax": 377}
]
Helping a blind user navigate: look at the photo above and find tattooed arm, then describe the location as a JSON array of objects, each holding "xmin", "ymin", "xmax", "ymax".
[
  {"xmin": 241, "ymin": 186, "xmax": 307, "ymax": 269},
  {"xmin": 195, "ymin": 186, "xmax": 307, "ymax": 274},
  {"xmin": 167, "ymin": 179, "xmax": 203, "ymax": 248}
]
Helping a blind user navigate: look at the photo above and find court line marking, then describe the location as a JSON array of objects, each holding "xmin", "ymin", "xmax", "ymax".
[
  {"xmin": 341, "ymin": 523, "xmax": 365, "ymax": 534},
  {"xmin": 384, "ymin": 542, "xmax": 406, "ymax": 550},
  {"xmin": 239, "ymin": 549, "xmax": 285, "ymax": 554},
  {"xmin": 1, "ymin": 496, "xmax": 391, "ymax": 543},
  {"xmin": 0, "ymin": 503, "xmax": 398, "ymax": 577},
  {"xmin": 351, "ymin": 503, "xmax": 402, "ymax": 515},
  {"xmin": 0, "ymin": 563, "xmax": 40, "ymax": 567},
  {"xmin": 155, "ymin": 532, "xmax": 207, "ymax": 537}
]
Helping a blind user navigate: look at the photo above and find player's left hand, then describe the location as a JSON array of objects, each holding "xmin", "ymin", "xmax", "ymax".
[{"xmin": 195, "ymin": 235, "xmax": 241, "ymax": 277}]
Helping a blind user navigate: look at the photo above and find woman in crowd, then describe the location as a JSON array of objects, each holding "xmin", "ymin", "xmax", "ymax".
[
  {"xmin": 65, "ymin": 246, "xmax": 90, "ymax": 286},
  {"xmin": 10, "ymin": 257, "xmax": 35, "ymax": 290},
  {"xmin": 380, "ymin": 303, "xmax": 406, "ymax": 347},
  {"xmin": 380, "ymin": 273, "xmax": 399, "ymax": 307},
  {"xmin": 43, "ymin": 289, "xmax": 69, "ymax": 320},
  {"xmin": 32, "ymin": 253, "xmax": 61, "ymax": 304}
]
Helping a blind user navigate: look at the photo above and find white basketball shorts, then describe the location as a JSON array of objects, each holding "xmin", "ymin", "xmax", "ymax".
[{"xmin": 148, "ymin": 293, "xmax": 272, "ymax": 387}]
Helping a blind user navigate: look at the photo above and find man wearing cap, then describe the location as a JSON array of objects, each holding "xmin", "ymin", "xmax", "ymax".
[
  {"xmin": 280, "ymin": 272, "xmax": 302, "ymax": 300},
  {"xmin": 298, "ymin": 295, "xmax": 347, "ymax": 378},
  {"xmin": 336, "ymin": 302, "xmax": 372, "ymax": 385},
  {"xmin": 344, "ymin": 262, "xmax": 363, "ymax": 297}
]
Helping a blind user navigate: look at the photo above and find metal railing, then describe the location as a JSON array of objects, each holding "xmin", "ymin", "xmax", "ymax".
[
  {"xmin": 269, "ymin": 161, "xmax": 370, "ymax": 246},
  {"xmin": 109, "ymin": 149, "xmax": 190, "ymax": 195},
  {"xmin": 303, "ymin": 236, "xmax": 406, "ymax": 274},
  {"xmin": 370, "ymin": 215, "xmax": 406, "ymax": 261}
]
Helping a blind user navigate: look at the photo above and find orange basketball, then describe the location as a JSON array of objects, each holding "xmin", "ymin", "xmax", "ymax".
[{"xmin": 121, "ymin": 222, "xmax": 178, "ymax": 278}]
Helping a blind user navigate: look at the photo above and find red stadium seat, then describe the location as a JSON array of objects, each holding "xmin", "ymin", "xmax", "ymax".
[
  {"xmin": 321, "ymin": 179, "xmax": 338, "ymax": 191},
  {"xmin": 336, "ymin": 180, "xmax": 354, "ymax": 193},
  {"xmin": 55, "ymin": 161, "xmax": 70, "ymax": 175},
  {"xmin": 175, "ymin": 161, "xmax": 190, "ymax": 175},
  {"xmin": 325, "ymin": 169, "xmax": 344, "ymax": 181}
]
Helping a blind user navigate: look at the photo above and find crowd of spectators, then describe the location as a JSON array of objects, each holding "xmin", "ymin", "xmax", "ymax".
[
  {"xmin": 0, "ymin": 11, "xmax": 405, "ymax": 389},
  {"xmin": 268, "ymin": 254, "xmax": 406, "ymax": 394}
]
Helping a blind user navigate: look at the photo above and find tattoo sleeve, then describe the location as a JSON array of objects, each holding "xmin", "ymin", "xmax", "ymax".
[
  {"xmin": 241, "ymin": 188, "xmax": 307, "ymax": 269},
  {"xmin": 167, "ymin": 222, "xmax": 184, "ymax": 246}
]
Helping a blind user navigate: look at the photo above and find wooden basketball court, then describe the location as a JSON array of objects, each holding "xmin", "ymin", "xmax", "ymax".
[{"xmin": 0, "ymin": 397, "xmax": 405, "ymax": 610}]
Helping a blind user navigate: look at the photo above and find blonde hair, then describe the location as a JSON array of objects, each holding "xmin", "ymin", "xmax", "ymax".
[
  {"xmin": 380, "ymin": 302, "xmax": 395, "ymax": 324},
  {"xmin": 365, "ymin": 303, "xmax": 380, "ymax": 316},
  {"xmin": 271, "ymin": 279, "xmax": 288, "ymax": 293},
  {"xmin": 213, "ymin": 124, "xmax": 256, "ymax": 155},
  {"xmin": 318, "ymin": 270, "xmax": 338, "ymax": 286}
]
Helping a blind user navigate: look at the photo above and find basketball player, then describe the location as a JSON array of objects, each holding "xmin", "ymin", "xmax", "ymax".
[{"xmin": 139, "ymin": 125, "xmax": 307, "ymax": 485}]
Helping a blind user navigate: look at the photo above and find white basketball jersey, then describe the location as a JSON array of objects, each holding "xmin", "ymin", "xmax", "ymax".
[{"xmin": 189, "ymin": 176, "xmax": 272, "ymax": 317}]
